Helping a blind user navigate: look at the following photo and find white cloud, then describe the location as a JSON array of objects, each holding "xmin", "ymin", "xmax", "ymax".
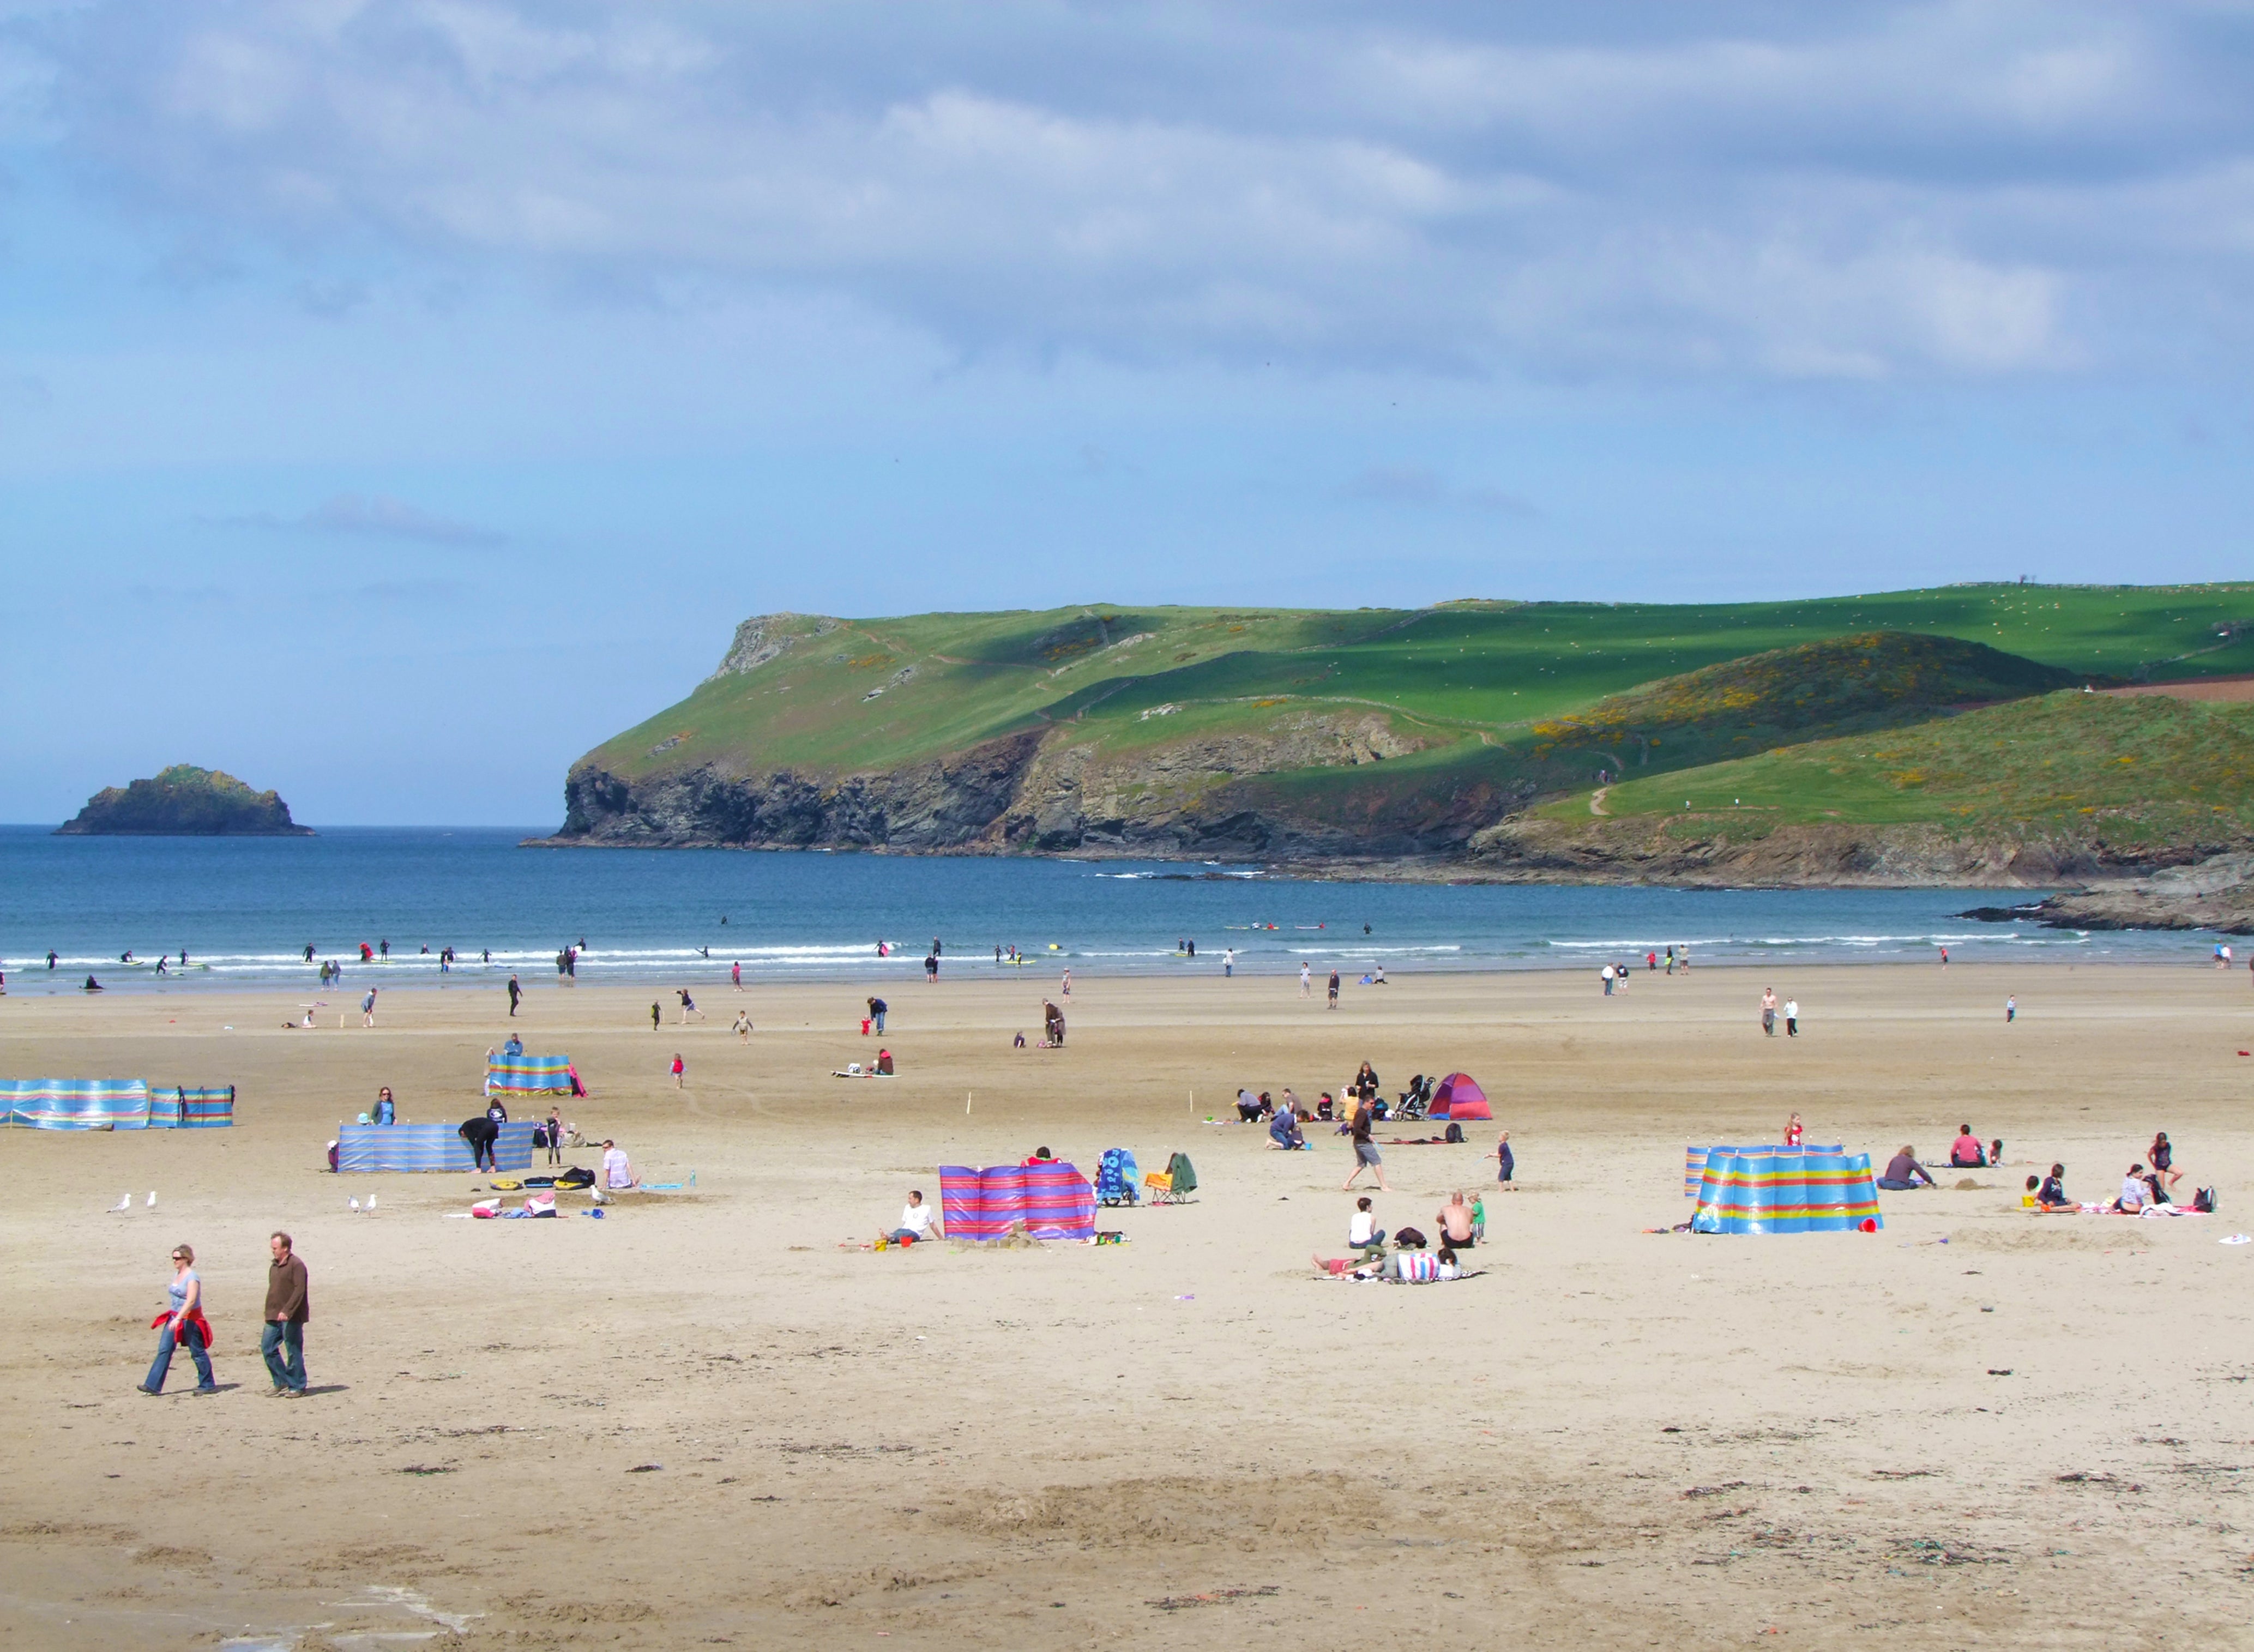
[{"xmin": 19, "ymin": 1, "xmax": 2254, "ymax": 379}]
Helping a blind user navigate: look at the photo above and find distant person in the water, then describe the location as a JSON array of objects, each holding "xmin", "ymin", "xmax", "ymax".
[
  {"xmin": 83, "ymin": 974, "xmax": 103, "ymax": 991},
  {"xmin": 47, "ymin": 950, "xmax": 57, "ymax": 969}
]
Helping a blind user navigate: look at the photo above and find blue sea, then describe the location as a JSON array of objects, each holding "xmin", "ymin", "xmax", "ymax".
[{"xmin": 0, "ymin": 825, "xmax": 2214, "ymax": 994}]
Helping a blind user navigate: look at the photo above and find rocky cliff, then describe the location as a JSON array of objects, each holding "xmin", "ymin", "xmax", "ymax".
[{"xmin": 56, "ymin": 765, "xmax": 312, "ymax": 836}]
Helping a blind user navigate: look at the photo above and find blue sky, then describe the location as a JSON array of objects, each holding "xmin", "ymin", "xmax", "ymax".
[{"xmin": 4, "ymin": 1, "xmax": 2251, "ymax": 824}]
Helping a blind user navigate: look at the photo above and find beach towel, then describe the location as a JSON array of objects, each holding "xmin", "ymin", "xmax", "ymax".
[
  {"xmin": 485, "ymin": 1054, "xmax": 576, "ymax": 1095},
  {"xmin": 1691, "ymin": 1149, "xmax": 1882, "ymax": 1234},
  {"xmin": 1, "ymin": 1079, "xmax": 151, "ymax": 1130},
  {"xmin": 1165, "ymin": 1153, "xmax": 1198, "ymax": 1196},
  {"xmin": 145, "ymin": 1086, "xmax": 236, "ymax": 1129},
  {"xmin": 938, "ymin": 1161, "xmax": 1098, "ymax": 1241},
  {"xmin": 1096, "ymin": 1148, "xmax": 1141, "ymax": 1206}
]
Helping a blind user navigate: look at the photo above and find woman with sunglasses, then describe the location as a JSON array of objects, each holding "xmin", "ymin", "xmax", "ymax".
[{"xmin": 139, "ymin": 1244, "xmax": 216, "ymax": 1395}]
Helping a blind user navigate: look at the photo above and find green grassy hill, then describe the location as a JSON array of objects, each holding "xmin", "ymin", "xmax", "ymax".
[
  {"xmin": 1553, "ymin": 691, "xmax": 2254, "ymax": 849},
  {"xmin": 553, "ymin": 581, "xmax": 2254, "ymax": 869},
  {"xmin": 581, "ymin": 583, "xmax": 2254, "ymax": 787}
]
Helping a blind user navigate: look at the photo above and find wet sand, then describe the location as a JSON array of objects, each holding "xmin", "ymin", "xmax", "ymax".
[{"xmin": 3, "ymin": 961, "xmax": 2252, "ymax": 1649}]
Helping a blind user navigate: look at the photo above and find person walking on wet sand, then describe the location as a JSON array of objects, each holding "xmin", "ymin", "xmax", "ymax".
[
  {"xmin": 670, "ymin": 1053, "xmax": 685, "ymax": 1089},
  {"xmin": 262, "ymin": 1233, "xmax": 310, "ymax": 1397},
  {"xmin": 1760, "ymin": 988, "xmax": 1777, "ymax": 1036},
  {"xmin": 1300, "ymin": 962, "xmax": 1312, "ymax": 998},
  {"xmin": 1343, "ymin": 1102, "xmax": 1390, "ymax": 1193},
  {"xmin": 650, "ymin": 1002, "xmax": 661, "ymax": 1031},
  {"xmin": 507, "ymin": 974, "xmax": 521, "ymax": 1016},
  {"xmin": 360, "ymin": 987, "xmax": 378, "ymax": 1027}
]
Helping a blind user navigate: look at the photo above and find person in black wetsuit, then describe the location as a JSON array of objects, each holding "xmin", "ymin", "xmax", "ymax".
[{"xmin": 459, "ymin": 1114, "xmax": 501, "ymax": 1173}]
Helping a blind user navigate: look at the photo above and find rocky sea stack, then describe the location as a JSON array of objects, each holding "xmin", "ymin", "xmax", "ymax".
[{"xmin": 56, "ymin": 765, "xmax": 312, "ymax": 836}]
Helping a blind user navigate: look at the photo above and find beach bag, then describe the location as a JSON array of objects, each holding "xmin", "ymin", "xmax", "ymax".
[
  {"xmin": 532, "ymin": 1124, "xmax": 550, "ymax": 1148},
  {"xmin": 556, "ymin": 1165, "xmax": 595, "ymax": 1189},
  {"xmin": 1443, "ymin": 1122, "xmax": 1465, "ymax": 1144},
  {"xmin": 2196, "ymin": 1186, "xmax": 2218, "ymax": 1213},
  {"xmin": 1393, "ymin": 1226, "xmax": 1427, "ymax": 1250}
]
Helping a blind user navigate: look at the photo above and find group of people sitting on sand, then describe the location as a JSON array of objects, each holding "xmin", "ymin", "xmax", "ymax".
[
  {"xmin": 1874, "ymin": 1124, "xmax": 2197, "ymax": 1213},
  {"xmin": 1312, "ymin": 1191, "xmax": 1482, "ymax": 1281}
]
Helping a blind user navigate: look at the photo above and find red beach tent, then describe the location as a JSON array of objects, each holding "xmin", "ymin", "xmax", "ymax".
[{"xmin": 1429, "ymin": 1072, "xmax": 1492, "ymax": 1121}]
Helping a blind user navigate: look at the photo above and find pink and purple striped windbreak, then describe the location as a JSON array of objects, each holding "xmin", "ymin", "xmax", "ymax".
[{"xmin": 939, "ymin": 1161, "xmax": 1098, "ymax": 1241}]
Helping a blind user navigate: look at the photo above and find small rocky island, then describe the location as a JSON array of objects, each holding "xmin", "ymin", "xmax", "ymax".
[{"xmin": 55, "ymin": 765, "xmax": 313, "ymax": 836}]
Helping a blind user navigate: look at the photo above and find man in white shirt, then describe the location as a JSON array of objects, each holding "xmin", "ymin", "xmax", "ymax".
[
  {"xmin": 885, "ymin": 1189, "xmax": 942, "ymax": 1244},
  {"xmin": 600, "ymin": 1138, "xmax": 636, "ymax": 1190}
]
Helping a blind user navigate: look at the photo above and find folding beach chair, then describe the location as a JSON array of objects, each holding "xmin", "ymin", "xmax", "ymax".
[
  {"xmin": 1096, "ymin": 1147, "xmax": 1141, "ymax": 1207},
  {"xmin": 1144, "ymin": 1151, "xmax": 1198, "ymax": 1204}
]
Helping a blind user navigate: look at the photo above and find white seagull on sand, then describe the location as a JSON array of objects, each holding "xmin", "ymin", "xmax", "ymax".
[{"xmin": 110, "ymin": 1192, "xmax": 132, "ymax": 1213}]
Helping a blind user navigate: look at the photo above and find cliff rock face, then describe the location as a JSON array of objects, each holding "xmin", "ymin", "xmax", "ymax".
[
  {"xmin": 549, "ymin": 710, "xmax": 1448, "ymax": 857},
  {"xmin": 56, "ymin": 765, "xmax": 311, "ymax": 836},
  {"xmin": 1960, "ymin": 853, "xmax": 2254, "ymax": 934}
]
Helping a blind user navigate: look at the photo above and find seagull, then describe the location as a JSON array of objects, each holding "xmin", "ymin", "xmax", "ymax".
[
  {"xmin": 146, "ymin": 1191, "xmax": 156, "ymax": 1209},
  {"xmin": 349, "ymin": 1197, "xmax": 361, "ymax": 1212},
  {"xmin": 111, "ymin": 1192, "xmax": 132, "ymax": 1213},
  {"xmin": 365, "ymin": 1193, "xmax": 377, "ymax": 1213}
]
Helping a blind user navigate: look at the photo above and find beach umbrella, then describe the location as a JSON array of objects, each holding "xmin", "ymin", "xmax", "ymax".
[{"xmin": 1429, "ymin": 1072, "xmax": 1492, "ymax": 1120}]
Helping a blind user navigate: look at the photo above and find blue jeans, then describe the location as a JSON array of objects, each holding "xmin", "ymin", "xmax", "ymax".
[
  {"xmin": 874, "ymin": 1013, "xmax": 885, "ymax": 1033},
  {"xmin": 146, "ymin": 1321, "xmax": 214, "ymax": 1392},
  {"xmin": 262, "ymin": 1321, "xmax": 307, "ymax": 1391}
]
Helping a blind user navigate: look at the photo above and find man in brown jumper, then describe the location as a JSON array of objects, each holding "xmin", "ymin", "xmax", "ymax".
[{"xmin": 262, "ymin": 1232, "xmax": 310, "ymax": 1396}]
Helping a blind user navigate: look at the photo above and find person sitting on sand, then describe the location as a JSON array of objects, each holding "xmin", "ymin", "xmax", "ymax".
[
  {"xmin": 1877, "ymin": 1147, "xmax": 1934, "ymax": 1190},
  {"xmin": 1278, "ymin": 1088, "xmax": 1301, "ymax": 1119},
  {"xmin": 1021, "ymin": 1146, "xmax": 1056, "ymax": 1167},
  {"xmin": 1436, "ymin": 1191, "xmax": 1477, "ymax": 1249},
  {"xmin": 1949, "ymin": 1125, "xmax": 1987, "ymax": 1168},
  {"xmin": 2116, "ymin": 1164, "xmax": 2150, "ymax": 1213},
  {"xmin": 1348, "ymin": 1197, "xmax": 1385, "ymax": 1256},
  {"xmin": 601, "ymin": 1138, "xmax": 637, "ymax": 1191},
  {"xmin": 1236, "ymin": 1088, "xmax": 1264, "ymax": 1124},
  {"xmin": 883, "ymin": 1189, "xmax": 942, "ymax": 1245},
  {"xmin": 2023, "ymin": 1175, "xmax": 2042, "ymax": 1208},
  {"xmin": 2039, "ymin": 1163, "xmax": 2070, "ymax": 1208},
  {"xmin": 1316, "ymin": 1092, "xmax": 1335, "ymax": 1122}
]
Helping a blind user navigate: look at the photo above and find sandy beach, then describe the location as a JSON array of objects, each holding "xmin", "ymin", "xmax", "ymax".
[{"xmin": 4, "ymin": 960, "xmax": 2252, "ymax": 1649}]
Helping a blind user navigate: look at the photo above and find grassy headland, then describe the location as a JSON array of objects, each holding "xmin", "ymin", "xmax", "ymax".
[{"xmin": 551, "ymin": 582, "xmax": 2254, "ymax": 879}]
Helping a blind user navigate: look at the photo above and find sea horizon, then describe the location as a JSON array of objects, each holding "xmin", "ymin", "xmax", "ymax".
[{"xmin": 1, "ymin": 824, "xmax": 2227, "ymax": 996}]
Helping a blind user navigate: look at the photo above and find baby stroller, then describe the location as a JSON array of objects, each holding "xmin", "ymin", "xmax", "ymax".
[
  {"xmin": 1393, "ymin": 1075, "xmax": 1433, "ymax": 1123},
  {"xmin": 1095, "ymin": 1147, "xmax": 1141, "ymax": 1207}
]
